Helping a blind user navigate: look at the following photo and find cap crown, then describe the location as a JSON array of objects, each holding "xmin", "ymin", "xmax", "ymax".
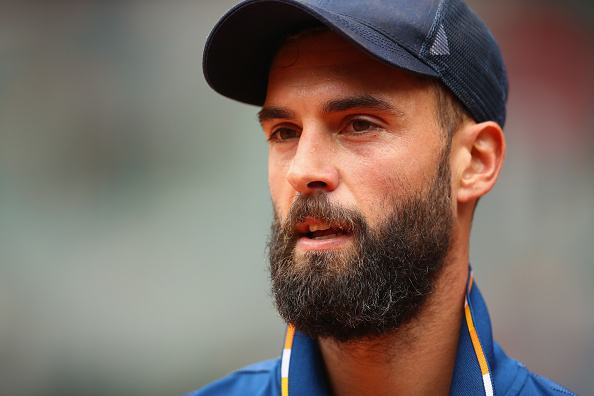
[{"xmin": 203, "ymin": 0, "xmax": 508, "ymax": 127}]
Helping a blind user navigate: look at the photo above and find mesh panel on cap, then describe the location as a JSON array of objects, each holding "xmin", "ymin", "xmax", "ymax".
[{"xmin": 421, "ymin": 0, "xmax": 508, "ymax": 127}]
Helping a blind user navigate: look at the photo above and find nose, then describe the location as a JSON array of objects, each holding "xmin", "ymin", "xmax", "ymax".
[{"xmin": 286, "ymin": 131, "xmax": 339, "ymax": 194}]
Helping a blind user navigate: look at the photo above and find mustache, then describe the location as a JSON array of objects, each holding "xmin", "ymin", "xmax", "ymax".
[{"xmin": 279, "ymin": 192, "xmax": 367, "ymax": 237}]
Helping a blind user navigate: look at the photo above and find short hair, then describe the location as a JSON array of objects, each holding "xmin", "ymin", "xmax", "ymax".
[{"xmin": 425, "ymin": 78, "xmax": 473, "ymax": 142}]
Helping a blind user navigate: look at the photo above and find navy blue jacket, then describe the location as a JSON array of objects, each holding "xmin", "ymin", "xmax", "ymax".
[{"xmin": 187, "ymin": 273, "xmax": 575, "ymax": 395}]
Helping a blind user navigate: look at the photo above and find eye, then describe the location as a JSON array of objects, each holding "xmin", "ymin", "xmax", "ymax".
[
  {"xmin": 269, "ymin": 127, "xmax": 301, "ymax": 142},
  {"xmin": 352, "ymin": 120, "xmax": 372, "ymax": 132},
  {"xmin": 344, "ymin": 118, "xmax": 381, "ymax": 134}
]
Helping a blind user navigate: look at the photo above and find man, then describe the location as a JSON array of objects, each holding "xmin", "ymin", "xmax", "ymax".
[{"xmin": 191, "ymin": 0, "xmax": 576, "ymax": 395}]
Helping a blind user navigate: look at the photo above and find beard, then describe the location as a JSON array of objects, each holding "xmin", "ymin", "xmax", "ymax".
[{"xmin": 267, "ymin": 148, "xmax": 454, "ymax": 343}]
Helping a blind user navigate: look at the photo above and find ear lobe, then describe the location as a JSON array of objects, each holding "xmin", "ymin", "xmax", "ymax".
[{"xmin": 456, "ymin": 121, "xmax": 506, "ymax": 203}]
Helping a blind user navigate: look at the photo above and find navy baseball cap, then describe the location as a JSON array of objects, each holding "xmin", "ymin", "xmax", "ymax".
[{"xmin": 203, "ymin": 0, "xmax": 508, "ymax": 127}]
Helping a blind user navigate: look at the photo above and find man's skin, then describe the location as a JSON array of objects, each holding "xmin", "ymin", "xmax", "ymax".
[{"xmin": 258, "ymin": 30, "xmax": 506, "ymax": 396}]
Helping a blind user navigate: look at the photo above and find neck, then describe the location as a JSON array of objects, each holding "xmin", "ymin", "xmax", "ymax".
[{"xmin": 318, "ymin": 262, "xmax": 468, "ymax": 396}]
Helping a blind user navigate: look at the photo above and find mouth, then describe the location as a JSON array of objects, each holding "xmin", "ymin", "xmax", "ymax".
[
  {"xmin": 295, "ymin": 218, "xmax": 352, "ymax": 249},
  {"xmin": 305, "ymin": 223, "xmax": 347, "ymax": 240}
]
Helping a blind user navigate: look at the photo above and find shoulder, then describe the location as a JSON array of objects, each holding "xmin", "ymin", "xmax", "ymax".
[
  {"xmin": 492, "ymin": 342, "xmax": 575, "ymax": 396},
  {"xmin": 183, "ymin": 358, "xmax": 282, "ymax": 396},
  {"xmin": 520, "ymin": 369, "xmax": 576, "ymax": 396},
  {"xmin": 504, "ymin": 360, "xmax": 576, "ymax": 396}
]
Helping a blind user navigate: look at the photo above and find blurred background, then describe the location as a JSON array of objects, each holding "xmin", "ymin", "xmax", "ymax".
[{"xmin": 0, "ymin": 0, "xmax": 592, "ymax": 395}]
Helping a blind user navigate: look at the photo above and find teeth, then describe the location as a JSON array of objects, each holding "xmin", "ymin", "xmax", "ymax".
[
  {"xmin": 313, "ymin": 232, "xmax": 343, "ymax": 240},
  {"xmin": 309, "ymin": 224, "xmax": 331, "ymax": 232}
]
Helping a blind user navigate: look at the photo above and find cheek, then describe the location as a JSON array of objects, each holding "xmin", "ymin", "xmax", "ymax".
[
  {"xmin": 351, "ymin": 172, "xmax": 399, "ymax": 217},
  {"xmin": 341, "ymin": 158, "xmax": 399, "ymax": 216},
  {"xmin": 343, "ymin": 152, "xmax": 429, "ymax": 217},
  {"xmin": 268, "ymin": 157, "xmax": 291, "ymax": 218}
]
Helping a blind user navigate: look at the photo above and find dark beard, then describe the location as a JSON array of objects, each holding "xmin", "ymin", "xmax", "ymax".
[{"xmin": 267, "ymin": 149, "xmax": 454, "ymax": 343}]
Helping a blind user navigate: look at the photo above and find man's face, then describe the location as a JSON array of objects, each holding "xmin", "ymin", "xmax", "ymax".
[
  {"xmin": 260, "ymin": 30, "xmax": 455, "ymax": 341},
  {"xmin": 262, "ymin": 31, "xmax": 449, "ymax": 235}
]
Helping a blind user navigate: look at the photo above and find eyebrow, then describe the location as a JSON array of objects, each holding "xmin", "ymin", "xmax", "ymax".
[
  {"xmin": 258, "ymin": 107, "xmax": 297, "ymax": 124},
  {"xmin": 321, "ymin": 95, "xmax": 402, "ymax": 116},
  {"xmin": 258, "ymin": 94, "xmax": 403, "ymax": 124}
]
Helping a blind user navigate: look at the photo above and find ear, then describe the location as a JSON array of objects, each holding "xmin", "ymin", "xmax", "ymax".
[{"xmin": 453, "ymin": 121, "xmax": 506, "ymax": 203}]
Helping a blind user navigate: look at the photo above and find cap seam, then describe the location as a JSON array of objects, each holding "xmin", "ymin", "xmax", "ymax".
[
  {"xmin": 418, "ymin": 0, "xmax": 444, "ymax": 51},
  {"xmin": 333, "ymin": 12, "xmax": 425, "ymax": 62},
  {"xmin": 419, "ymin": 0, "xmax": 449, "ymax": 57}
]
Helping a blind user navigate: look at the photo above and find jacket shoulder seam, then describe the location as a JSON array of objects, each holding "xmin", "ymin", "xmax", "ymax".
[
  {"xmin": 527, "ymin": 372, "xmax": 576, "ymax": 395},
  {"xmin": 233, "ymin": 369, "xmax": 272, "ymax": 375}
]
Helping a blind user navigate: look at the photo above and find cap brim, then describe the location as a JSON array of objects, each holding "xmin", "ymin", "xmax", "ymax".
[{"xmin": 203, "ymin": 0, "xmax": 439, "ymax": 106}]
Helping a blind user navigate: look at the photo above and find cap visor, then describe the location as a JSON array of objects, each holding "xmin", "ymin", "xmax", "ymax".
[{"xmin": 203, "ymin": 0, "xmax": 438, "ymax": 106}]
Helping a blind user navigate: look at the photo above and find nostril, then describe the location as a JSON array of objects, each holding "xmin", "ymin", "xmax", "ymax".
[{"xmin": 307, "ymin": 181, "xmax": 327, "ymax": 189}]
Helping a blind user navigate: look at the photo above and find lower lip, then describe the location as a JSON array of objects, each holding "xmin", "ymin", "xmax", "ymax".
[{"xmin": 295, "ymin": 234, "xmax": 352, "ymax": 251}]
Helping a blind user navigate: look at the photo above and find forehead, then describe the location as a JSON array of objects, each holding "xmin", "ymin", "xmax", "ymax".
[{"xmin": 266, "ymin": 30, "xmax": 434, "ymax": 109}]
